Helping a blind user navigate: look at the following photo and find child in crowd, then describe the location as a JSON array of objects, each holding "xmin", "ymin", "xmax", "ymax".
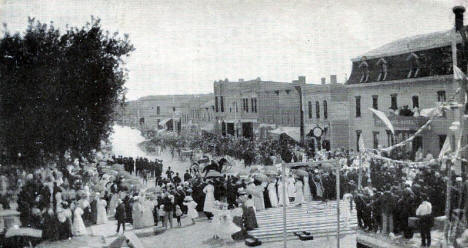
[{"xmin": 175, "ymin": 205, "xmax": 183, "ymax": 227}]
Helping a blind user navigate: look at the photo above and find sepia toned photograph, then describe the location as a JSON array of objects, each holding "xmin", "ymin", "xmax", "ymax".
[{"xmin": 0, "ymin": 0, "xmax": 467, "ymax": 247}]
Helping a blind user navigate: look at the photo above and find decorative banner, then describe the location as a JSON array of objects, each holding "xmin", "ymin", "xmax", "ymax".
[
  {"xmin": 381, "ymin": 118, "xmax": 433, "ymax": 153},
  {"xmin": 369, "ymin": 108, "xmax": 394, "ymax": 134},
  {"xmin": 439, "ymin": 135, "xmax": 452, "ymax": 159}
]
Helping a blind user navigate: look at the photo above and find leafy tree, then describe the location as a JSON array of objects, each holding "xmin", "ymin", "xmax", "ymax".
[{"xmin": 0, "ymin": 17, "xmax": 134, "ymax": 167}]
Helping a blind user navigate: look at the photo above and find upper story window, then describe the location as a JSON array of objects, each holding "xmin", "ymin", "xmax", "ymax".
[
  {"xmin": 355, "ymin": 96, "xmax": 361, "ymax": 117},
  {"xmin": 437, "ymin": 90, "xmax": 446, "ymax": 102},
  {"xmin": 215, "ymin": 96, "xmax": 219, "ymax": 112},
  {"xmin": 251, "ymin": 98, "xmax": 257, "ymax": 113},
  {"xmin": 323, "ymin": 100, "xmax": 328, "ymax": 119},
  {"xmin": 359, "ymin": 60, "xmax": 369, "ymax": 83},
  {"xmin": 242, "ymin": 98, "xmax": 249, "ymax": 112},
  {"xmin": 376, "ymin": 58, "xmax": 388, "ymax": 81},
  {"xmin": 407, "ymin": 53, "xmax": 421, "ymax": 78},
  {"xmin": 172, "ymin": 107, "xmax": 176, "ymax": 112},
  {"xmin": 308, "ymin": 101, "xmax": 312, "ymax": 119},
  {"xmin": 390, "ymin": 94, "xmax": 398, "ymax": 110},
  {"xmin": 372, "ymin": 95, "xmax": 378, "ymax": 110},
  {"xmin": 412, "ymin": 95, "xmax": 419, "ymax": 108},
  {"xmin": 156, "ymin": 106, "xmax": 160, "ymax": 115},
  {"xmin": 315, "ymin": 101, "xmax": 320, "ymax": 119},
  {"xmin": 220, "ymin": 96, "xmax": 224, "ymax": 112}
]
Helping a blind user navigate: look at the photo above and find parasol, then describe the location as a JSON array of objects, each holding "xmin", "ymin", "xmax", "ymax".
[
  {"xmin": 205, "ymin": 170, "xmax": 223, "ymax": 178},
  {"xmin": 295, "ymin": 169, "xmax": 309, "ymax": 177}
]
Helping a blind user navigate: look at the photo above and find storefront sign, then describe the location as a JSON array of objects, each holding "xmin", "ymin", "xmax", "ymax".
[{"xmin": 374, "ymin": 116, "xmax": 427, "ymax": 130}]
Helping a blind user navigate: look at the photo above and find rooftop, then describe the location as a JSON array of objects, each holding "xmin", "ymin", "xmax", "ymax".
[{"xmin": 352, "ymin": 29, "xmax": 463, "ymax": 61}]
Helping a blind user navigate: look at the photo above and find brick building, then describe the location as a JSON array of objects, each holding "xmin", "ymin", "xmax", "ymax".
[
  {"xmin": 346, "ymin": 29, "xmax": 466, "ymax": 158},
  {"xmin": 302, "ymin": 75, "xmax": 349, "ymax": 152},
  {"xmin": 213, "ymin": 77, "xmax": 304, "ymax": 138}
]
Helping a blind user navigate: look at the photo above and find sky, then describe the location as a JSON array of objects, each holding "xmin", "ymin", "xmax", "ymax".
[{"xmin": 0, "ymin": 0, "xmax": 466, "ymax": 100}]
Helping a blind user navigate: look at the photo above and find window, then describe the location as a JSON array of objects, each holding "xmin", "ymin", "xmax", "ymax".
[
  {"xmin": 356, "ymin": 130, "xmax": 362, "ymax": 152},
  {"xmin": 172, "ymin": 107, "xmax": 176, "ymax": 112},
  {"xmin": 220, "ymin": 96, "xmax": 224, "ymax": 112},
  {"xmin": 323, "ymin": 100, "xmax": 328, "ymax": 119},
  {"xmin": 315, "ymin": 101, "xmax": 320, "ymax": 119},
  {"xmin": 250, "ymin": 98, "xmax": 257, "ymax": 113},
  {"xmin": 244, "ymin": 98, "xmax": 249, "ymax": 112},
  {"xmin": 215, "ymin": 96, "xmax": 219, "ymax": 112},
  {"xmin": 373, "ymin": 131, "xmax": 379, "ymax": 149},
  {"xmin": 407, "ymin": 53, "xmax": 420, "ymax": 78},
  {"xmin": 251, "ymin": 98, "xmax": 254, "ymax": 112},
  {"xmin": 157, "ymin": 106, "xmax": 160, "ymax": 115},
  {"xmin": 308, "ymin": 101, "xmax": 312, "ymax": 119},
  {"xmin": 412, "ymin": 96, "xmax": 419, "ymax": 108},
  {"xmin": 390, "ymin": 94, "xmax": 398, "ymax": 110},
  {"xmin": 355, "ymin": 96, "xmax": 361, "ymax": 117},
  {"xmin": 372, "ymin": 95, "xmax": 378, "ymax": 110},
  {"xmin": 376, "ymin": 58, "xmax": 388, "ymax": 81},
  {"xmin": 359, "ymin": 60, "xmax": 369, "ymax": 83},
  {"xmin": 386, "ymin": 130, "xmax": 394, "ymax": 147},
  {"xmin": 235, "ymin": 102, "xmax": 238, "ymax": 112},
  {"xmin": 254, "ymin": 98, "xmax": 257, "ymax": 113},
  {"xmin": 437, "ymin": 91, "xmax": 446, "ymax": 102}
]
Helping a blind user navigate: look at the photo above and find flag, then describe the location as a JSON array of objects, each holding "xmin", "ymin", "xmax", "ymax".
[
  {"xmin": 420, "ymin": 107, "xmax": 443, "ymax": 118},
  {"xmin": 439, "ymin": 135, "xmax": 452, "ymax": 159},
  {"xmin": 369, "ymin": 108, "xmax": 394, "ymax": 134},
  {"xmin": 358, "ymin": 135, "xmax": 366, "ymax": 152},
  {"xmin": 454, "ymin": 65, "xmax": 467, "ymax": 80}
]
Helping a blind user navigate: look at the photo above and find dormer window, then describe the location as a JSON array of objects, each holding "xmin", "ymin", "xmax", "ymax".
[
  {"xmin": 407, "ymin": 53, "xmax": 420, "ymax": 78},
  {"xmin": 359, "ymin": 60, "xmax": 369, "ymax": 83},
  {"xmin": 376, "ymin": 58, "xmax": 388, "ymax": 81}
]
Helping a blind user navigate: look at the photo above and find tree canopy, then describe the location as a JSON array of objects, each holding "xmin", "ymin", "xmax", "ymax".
[{"xmin": 0, "ymin": 17, "xmax": 134, "ymax": 167}]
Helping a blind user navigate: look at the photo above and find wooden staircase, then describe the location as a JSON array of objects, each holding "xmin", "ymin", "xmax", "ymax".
[{"xmin": 248, "ymin": 200, "xmax": 357, "ymax": 243}]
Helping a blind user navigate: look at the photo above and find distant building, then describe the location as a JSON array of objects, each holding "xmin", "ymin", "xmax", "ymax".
[{"xmin": 119, "ymin": 94, "xmax": 213, "ymax": 132}]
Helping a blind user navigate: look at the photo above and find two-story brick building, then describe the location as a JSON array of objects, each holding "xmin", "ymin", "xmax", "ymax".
[{"xmin": 213, "ymin": 77, "xmax": 304, "ymax": 138}]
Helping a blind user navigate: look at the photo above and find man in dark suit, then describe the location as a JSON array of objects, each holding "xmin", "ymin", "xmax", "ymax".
[{"xmin": 115, "ymin": 199, "xmax": 126, "ymax": 234}]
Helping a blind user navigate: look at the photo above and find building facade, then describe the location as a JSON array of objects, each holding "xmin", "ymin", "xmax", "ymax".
[
  {"xmin": 213, "ymin": 77, "xmax": 304, "ymax": 138},
  {"xmin": 346, "ymin": 29, "xmax": 466, "ymax": 158}
]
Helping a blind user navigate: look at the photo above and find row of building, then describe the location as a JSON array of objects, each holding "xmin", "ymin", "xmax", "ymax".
[{"xmin": 117, "ymin": 28, "xmax": 468, "ymax": 159}]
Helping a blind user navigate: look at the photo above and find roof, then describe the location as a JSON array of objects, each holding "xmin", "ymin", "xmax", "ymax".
[{"xmin": 352, "ymin": 29, "xmax": 462, "ymax": 61}]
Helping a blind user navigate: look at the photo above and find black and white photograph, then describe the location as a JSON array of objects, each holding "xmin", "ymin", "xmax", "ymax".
[{"xmin": 0, "ymin": 0, "xmax": 467, "ymax": 247}]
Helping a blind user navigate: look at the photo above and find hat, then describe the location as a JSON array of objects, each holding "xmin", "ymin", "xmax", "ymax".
[
  {"xmin": 237, "ymin": 187, "xmax": 246, "ymax": 195},
  {"xmin": 184, "ymin": 196, "xmax": 193, "ymax": 202}
]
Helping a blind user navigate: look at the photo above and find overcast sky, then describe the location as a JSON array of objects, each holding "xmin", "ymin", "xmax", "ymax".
[{"xmin": 0, "ymin": 0, "xmax": 465, "ymax": 100}]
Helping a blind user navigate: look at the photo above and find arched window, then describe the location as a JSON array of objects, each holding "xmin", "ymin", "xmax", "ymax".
[
  {"xmin": 315, "ymin": 101, "xmax": 320, "ymax": 119},
  {"xmin": 359, "ymin": 58, "xmax": 369, "ymax": 83},
  {"xmin": 323, "ymin": 100, "xmax": 328, "ymax": 119},
  {"xmin": 407, "ymin": 53, "xmax": 420, "ymax": 78},
  {"xmin": 376, "ymin": 58, "xmax": 388, "ymax": 81}
]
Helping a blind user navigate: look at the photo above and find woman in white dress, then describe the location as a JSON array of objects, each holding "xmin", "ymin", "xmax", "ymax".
[
  {"xmin": 72, "ymin": 204, "xmax": 88, "ymax": 236},
  {"xmin": 96, "ymin": 197, "xmax": 108, "ymax": 224},
  {"xmin": 183, "ymin": 196, "xmax": 198, "ymax": 224},
  {"xmin": 267, "ymin": 178, "xmax": 278, "ymax": 208},
  {"xmin": 203, "ymin": 181, "xmax": 215, "ymax": 219},
  {"xmin": 140, "ymin": 197, "xmax": 155, "ymax": 227},
  {"xmin": 254, "ymin": 183, "xmax": 265, "ymax": 211},
  {"xmin": 132, "ymin": 197, "xmax": 145, "ymax": 229},
  {"xmin": 303, "ymin": 175, "xmax": 312, "ymax": 202},
  {"xmin": 294, "ymin": 178, "xmax": 304, "ymax": 206},
  {"xmin": 277, "ymin": 177, "xmax": 289, "ymax": 206},
  {"xmin": 342, "ymin": 193, "xmax": 353, "ymax": 227},
  {"xmin": 287, "ymin": 176, "xmax": 296, "ymax": 202}
]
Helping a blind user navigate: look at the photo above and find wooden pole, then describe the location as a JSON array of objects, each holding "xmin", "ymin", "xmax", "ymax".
[
  {"xmin": 336, "ymin": 162, "xmax": 341, "ymax": 248},
  {"xmin": 444, "ymin": 159, "xmax": 453, "ymax": 245},
  {"xmin": 282, "ymin": 163, "xmax": 287, "ymax": 248}
]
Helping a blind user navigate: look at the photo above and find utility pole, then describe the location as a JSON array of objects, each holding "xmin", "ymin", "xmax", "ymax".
[{"xmin": 294, "ymin": 85, "xmax": 305, "ymax": 146}]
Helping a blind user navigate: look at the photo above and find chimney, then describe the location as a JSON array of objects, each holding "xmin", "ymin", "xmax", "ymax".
[
  {"xmin": 298, "ymin": 76, "xmax": 306, "ymax": 84},
  {"xmin": 239, "ymin": 78, "xmax": 244, "ymax": 82},
  {"xmin": 330, "ymin": 75, "xmax": 337, "ymax": 84},
  {"xmin": 453, "ymin": 6, "xmax": 465, "ymax": 31},
  {"xmin": 321, "ymin": 77, "xmax": 326, "ymax": 85}
]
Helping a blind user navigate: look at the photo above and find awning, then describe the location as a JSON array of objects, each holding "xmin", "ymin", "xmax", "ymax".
[
  {"xmin": 200, "ymin": 123, "xmax": 215, "ymax": 132},
  {"xmin": 258, "ymin": 123, "xmax": 276, "ymax": 129},
  {"xmin": 269, "ymin": 127, "xmax": 301, "ymax": 142},
  {"xmin": 159, "ymin": 118, "xmax": 172, "ymax": 126}
]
